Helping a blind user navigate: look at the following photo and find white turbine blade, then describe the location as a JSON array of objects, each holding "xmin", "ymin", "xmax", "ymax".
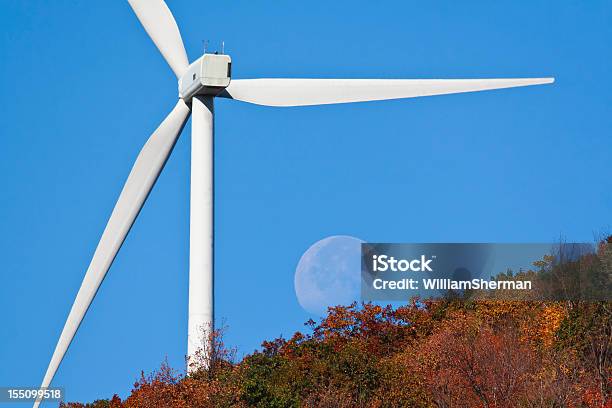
[
  {"xmin": 33, "ymin": 100, "xmax": 190, "ymax": 408},
  {"xmin": 219, "ymin": 78, "xmax": 554, "ymax": 107},
  {"xmin": 128, "ymin": 0, "xmax": 189, "ymax": 78}
]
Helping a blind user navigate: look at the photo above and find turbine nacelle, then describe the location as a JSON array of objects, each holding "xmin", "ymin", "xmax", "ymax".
[{"xmin": 178, "ymin": 53, "xmax": 232, "ymax": 100}]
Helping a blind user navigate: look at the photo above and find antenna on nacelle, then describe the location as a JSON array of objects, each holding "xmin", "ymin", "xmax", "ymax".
[
  {"xmin": 221, "ymin": 41, "xmax": 225, "ymax": 55},
  {"xmin": 202, "ymin": 39, "xmax": 209, "ymax": 54}
]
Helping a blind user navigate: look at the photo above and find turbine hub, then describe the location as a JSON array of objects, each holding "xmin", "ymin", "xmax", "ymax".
[{"xmin": 178, "ymin": 53, "xmax": 232, "ymax": 100}]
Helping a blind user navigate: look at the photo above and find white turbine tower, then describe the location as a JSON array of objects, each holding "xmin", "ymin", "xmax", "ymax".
[{"xmin": 34, "ymin": 0, "xmax": 553, "ymax": 405}]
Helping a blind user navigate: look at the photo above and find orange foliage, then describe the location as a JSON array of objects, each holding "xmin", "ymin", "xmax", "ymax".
[{"xmin": 61, "ymin": 299, "xmax": 610, "ymax": 408}]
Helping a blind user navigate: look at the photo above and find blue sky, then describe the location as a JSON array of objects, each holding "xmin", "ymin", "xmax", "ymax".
[{"xmin": 1, "ymin": 0, "xmax": 611, "ymax": 405}]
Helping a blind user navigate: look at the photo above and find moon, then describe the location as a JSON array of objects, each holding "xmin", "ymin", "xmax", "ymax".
[{"xmin": 294, "ymin": 235, "xmax": 364, "ymax": 315}]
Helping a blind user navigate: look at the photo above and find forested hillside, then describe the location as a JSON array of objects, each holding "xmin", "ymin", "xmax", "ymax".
[{"xmin": 61, "ymin": 238, "xmax": 612, "ymax": 408}]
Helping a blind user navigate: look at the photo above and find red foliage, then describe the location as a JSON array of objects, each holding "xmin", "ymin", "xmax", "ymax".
[{"xmin": 61, "ymin": 300, "xmax": 610, "ymax": 408}]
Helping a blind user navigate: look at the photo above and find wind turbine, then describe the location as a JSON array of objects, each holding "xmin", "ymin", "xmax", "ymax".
[{"xmin": 34, "ymin": 0, "xmax": 553, "ymax": 405}]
